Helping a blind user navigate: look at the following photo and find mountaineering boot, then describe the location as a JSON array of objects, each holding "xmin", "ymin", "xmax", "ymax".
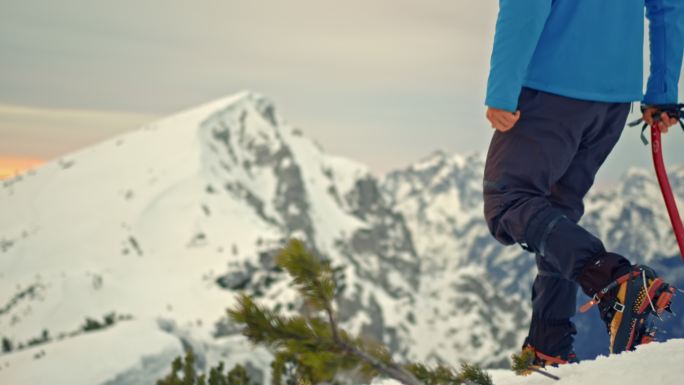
[{"xmin": 577, "ymin": 252, "xmax": 676, "ymax": 353}]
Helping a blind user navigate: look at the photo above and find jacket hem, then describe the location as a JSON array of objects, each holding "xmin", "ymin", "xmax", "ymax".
[{"xmin": 522, "ymin": 80, "xmax": 642, "ymax": 104}]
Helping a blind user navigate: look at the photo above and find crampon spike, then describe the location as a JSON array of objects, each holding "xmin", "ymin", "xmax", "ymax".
[{"xmin": 655, "ymin": 289, "xmax": 675, "ymax": 316}]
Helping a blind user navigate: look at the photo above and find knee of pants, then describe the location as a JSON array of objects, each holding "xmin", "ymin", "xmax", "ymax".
[
  {"xmin": 483, "ymin": 183, "xmax": 549, "ymax": 246},
  {"xmin": 483, "ymin": 199, "xmax": 513, "ymax": 245},
  {"xmin": 482, "ymin": 180, "xmax": 515, "ymax": 245}
]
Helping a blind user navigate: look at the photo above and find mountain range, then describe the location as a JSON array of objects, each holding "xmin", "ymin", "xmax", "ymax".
[{"xmin": 1, "ymin": 92, "xmax": 683, "ymax": 384}]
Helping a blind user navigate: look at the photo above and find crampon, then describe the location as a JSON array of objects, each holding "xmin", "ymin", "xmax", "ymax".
[{"xmin": 580, "ymin": 265, "xmax": 678, "ymax": 353}]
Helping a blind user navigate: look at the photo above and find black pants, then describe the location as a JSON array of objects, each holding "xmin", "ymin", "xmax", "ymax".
[{"xmin": 483, "ymin": 87, "xmax": 631, "ymax": 355}]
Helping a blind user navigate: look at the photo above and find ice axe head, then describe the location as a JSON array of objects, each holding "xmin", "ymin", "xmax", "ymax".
[{"xmin": 628, "ymin": 104, "xmax": 684, "ymax": 145}]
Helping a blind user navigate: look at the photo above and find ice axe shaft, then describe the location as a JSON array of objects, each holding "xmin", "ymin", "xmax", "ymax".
[{"xmin": 650, "ymin": 125, "xmax": 684, "ymax": 261}]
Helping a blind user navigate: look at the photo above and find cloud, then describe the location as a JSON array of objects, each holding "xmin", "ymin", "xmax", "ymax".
[{"xmin": 0, "ymin": 1, "xmax": 498, "ymax": 111}]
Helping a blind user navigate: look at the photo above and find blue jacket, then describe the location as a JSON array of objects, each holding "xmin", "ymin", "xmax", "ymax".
[{"xmin": 485, "ymin": 0, "xmax": 684, "ymax": 112}]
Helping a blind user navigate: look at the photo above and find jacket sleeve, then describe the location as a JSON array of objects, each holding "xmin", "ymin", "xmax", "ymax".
[
  {"xmin": 644, "ymin": 0, "xmax": 684, "ymax": 105},
  {"xmin": 485, "ymin": 0, "xmax": 552, "ymax": 112}
]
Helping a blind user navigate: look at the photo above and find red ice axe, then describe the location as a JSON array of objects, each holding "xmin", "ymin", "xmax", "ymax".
[{"xmin": 630, "ymin": 104, "xmax": 684, "ymax": 261}]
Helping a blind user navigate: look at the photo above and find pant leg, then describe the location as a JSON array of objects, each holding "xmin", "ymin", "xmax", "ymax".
[
  {"xmin": 547, "ymin": 102, "xmax": 631, "ymax": 223},
  {"xmin": 522, "ymin": 101, "xmax": 631, "ymax": 355},
  {"xmin": 483, "ymin": 87, "xmax": 609, "ymax": 280},
  {"xmin": 536, "ymin": 101, "xmax": 631, "ymax": 279},
  {"xmin": 526, "ymin": 253, "xmax": 579, "ymax": 355},
  {"xmin": 483, "ymin": 87, "xmax": 583, "ymax": 246}
]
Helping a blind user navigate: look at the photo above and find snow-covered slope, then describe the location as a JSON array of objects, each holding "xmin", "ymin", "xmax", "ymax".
[
  {"xmin": 374, "ymin": 339, "xmax": 684, "ymax": 385},
  {"xmin": 583, "ymin": 166, "xmax": 684, "ymax": 263},
  {"xmin": 382, "ymin": 151, "xmax": 529, "ymax": 366},
  {"xmin": 0, "ymin": 320, "xmax": 184, "ymax": 385},
  {"xmin": 490, "ymin": 339, "xmax": 684, "ymax": 384},
  {"xmin": 0, "ymin": 91, "xmax": 422, "ymax": 384}
]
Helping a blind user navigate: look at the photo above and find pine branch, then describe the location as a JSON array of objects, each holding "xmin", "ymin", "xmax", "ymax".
[
  {"xmin": 336, "ymin": 338, "xmax": 422, "ymax": 385},
  {"xmin": 405, "ymin": 362, "xmax": 491, "ymax": 385},
  {"xmin": 320, "ymin": 293, "xmax": 422, "ymax": 385},
  {"xmin": 279, "ymin": 240, "xmax": 422, "ymax": 385},
  {"xmin": 275, "ymin": 239, "xmax": 335, "ymax": 311},
  {"xmin": 228, "ymin": 239, "xmax": 493, "ymax": 385}
]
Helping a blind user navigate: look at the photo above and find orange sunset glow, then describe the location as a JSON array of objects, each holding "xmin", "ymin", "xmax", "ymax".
[{"xmin": 0, "ymin": 156, "xmax": 44, "ymax": 180}]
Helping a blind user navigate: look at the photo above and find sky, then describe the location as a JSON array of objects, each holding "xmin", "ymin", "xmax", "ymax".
[{"xmin": 1, "ymin": 0, "xmax": 683, "ymax": 184}]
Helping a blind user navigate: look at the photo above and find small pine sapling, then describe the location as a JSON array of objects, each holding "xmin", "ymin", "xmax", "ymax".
[
  {"xmin": 510, "ymin": 347, "xmax": 559, "ymax": 381},
  {"xmin": 157, "ymin": 349, "xmax": 255, "ymax": 385}
]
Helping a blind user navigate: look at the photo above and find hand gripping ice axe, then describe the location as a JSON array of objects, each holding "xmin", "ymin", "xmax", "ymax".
[{"xmin": 629, "ymin": 104, "xmax": 684, "ymax": 261}]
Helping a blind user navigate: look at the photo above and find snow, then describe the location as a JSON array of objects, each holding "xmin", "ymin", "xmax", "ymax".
[
  {"xmin": 489, "ymin": 339, "xmax": 684, "ymax": 385},
  {"xmin": 0, "ymin": 319, "xmax": 183, "ymax": 385},
  {"xmin": 373, "ymin": 339, "xmax": 684, "ymax": 385},
  {"xmin": 0, "ymin": 91, "xmax": 427, "ymax": 382}
]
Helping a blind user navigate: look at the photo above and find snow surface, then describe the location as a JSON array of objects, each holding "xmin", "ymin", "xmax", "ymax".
[
  {"xmin": 372, "ymin": 339, "xmax": 684, "ymax": 385},
  {"xmin": 491, "ymin": 339, "xmax": 684, "ymax": 384},
  {"xmin": 0, "ymin": 319, "xmax": 183, "ymax": 385}
]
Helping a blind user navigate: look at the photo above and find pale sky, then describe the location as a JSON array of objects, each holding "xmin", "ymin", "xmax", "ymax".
[{"xmin": 1, "ymin": 0, "xmax": 683, "ymax": 183}]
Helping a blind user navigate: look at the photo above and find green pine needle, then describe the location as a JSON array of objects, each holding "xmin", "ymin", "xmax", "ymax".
[
  {"xmin": 275, "ymin": 239, "xmax": 335, "ymax": 311},
  {"xmin": 405, "ymin": 362, "xmax": 492, "ymax": 385},
  {"xmin": 227, "ymin": 364, "xmax": 252, "ymax": 385},
  {"xmin": 457, "ymin": 363, "xmax": 493, "ymax": 385},
  {"xmin": 511, "ymin": 347, "xmax": 536, "ymax": 376}
]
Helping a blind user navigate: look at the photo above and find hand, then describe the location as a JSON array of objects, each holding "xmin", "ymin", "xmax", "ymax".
[
  {"xmin": 643, "ymin": 107, "xmax": 679, "ymax": 134},
  {"xmin": 486, "ymin": 107, "xmax": 521, "ymax": 132}
]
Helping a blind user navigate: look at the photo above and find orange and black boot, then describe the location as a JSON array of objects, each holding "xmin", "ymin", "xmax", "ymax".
[{"xmin": 578, "ymin": 252, "xmax": 676, "ymax": 353}]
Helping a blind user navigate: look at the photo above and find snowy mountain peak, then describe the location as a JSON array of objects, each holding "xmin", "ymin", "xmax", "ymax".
[
  {"xmin": 383, "ymin": 150, "xmax": 484, "ymax": 217},
  {"xmin": 208, "ymin": 90, "xmax": 281, "ymax": 128},
  {"xmin": 0, "ymin": 91, "xmax": 430, "ymax": 384},
  {"xmin": 397, "ymin": 149, "xmax": 481, "ymax": 177},
  {"xmin": 410, "ymin": 149, "xmax": 449, "ymax": 171},
  {"xmin": 162, "ymin": 90, "xmax": 278, "ymax": 127}
]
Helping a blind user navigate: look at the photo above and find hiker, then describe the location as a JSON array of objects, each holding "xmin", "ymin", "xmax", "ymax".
[{"xmin": 482, "ymin": 0, "xmax": 684, "ymax": 367}]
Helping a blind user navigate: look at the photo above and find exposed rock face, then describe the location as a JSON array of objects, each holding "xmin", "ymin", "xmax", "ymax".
[{"xmin": 0, "ymin": 92, "xmax": 426, "ymax": 385}]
